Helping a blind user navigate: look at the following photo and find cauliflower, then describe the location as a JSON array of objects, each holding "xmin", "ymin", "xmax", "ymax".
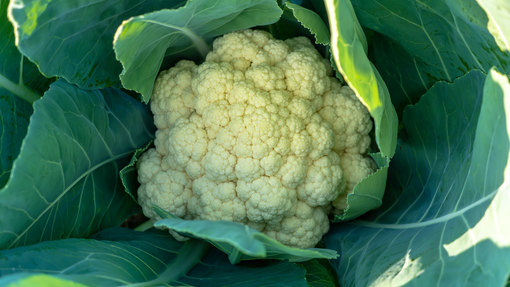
[{"xmin": 137, "ymin": 29, "xmax": 377, "ymax": 248}]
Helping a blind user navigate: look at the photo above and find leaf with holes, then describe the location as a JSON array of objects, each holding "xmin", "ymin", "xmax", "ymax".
[
  {"xmin": 324, "ymin": 69, "xmax": 510, "ymax": 286},
  {"xmin": 0, "ymin": 79, "xmax": 155, "ymax": 250}
]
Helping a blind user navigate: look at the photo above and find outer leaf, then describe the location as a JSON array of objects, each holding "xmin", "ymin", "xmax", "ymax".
[
  {"xmin": 7, "ymin": 0, "xmax": 186, "ymax": 89},
  {"xmin": 333, "ymin": 153, "xmax": 389, "ymax": 222},
  {"xmin": 0, "ymin": 80, "xmax": 155, "ymax": 250},
  {"xmin": 283, "ymin": 1, "xmax": 342, "ymax": 80},
  {"xmin": 354, "ymin": 0, "xmax": 510, "ymax": 119},
  {"xmin": 153, "ymin": 205, "xmax": 338, "ymax": 264},
  {"xmin": 0, "ymin": 228, "xmax": 309, "ymax": 287},
  {"xmin": 324, "ymin": 69, "xmax": 510, "ymax": 286},
  {"xmin": 0, "ymin": 274, "xmax": 88, "ymax": 287},
  {"xmin": 324, "ymin": 0, "xmax": 398, "ymax": 158},
  {"xmin": 286, "ymin": 2, "xmax": 330, "ymax": 45},
  {"xmin": 368, "ymin": 33, "xmax": 431, "ymax": 121},
  {"xmin": 269, "ymin": 4, "xmax": 317, "ymax": 41},
  {"xmin": 283, "ymin": 1, "xmax": 381, "ymax": 219},
  {"xmin": 119, "ymin": 140, "xmax": 153, "ymax": 203},
  {"xmin": 476, "ymin": 0, "xmax": 510, "ymax": 52},
  {"xmin": 297, "ymin": 259, "xmax": 339, "ymax": 287},
  {"xmin": 113, "ymin": 0, "xmax": 283, "ymax": 102},
  {"xmin": 0, "ymin": 0, "xmax": 53, "ymax": 188}
]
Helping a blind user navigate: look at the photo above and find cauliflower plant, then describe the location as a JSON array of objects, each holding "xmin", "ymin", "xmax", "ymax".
[{"xmin": 137, "ymin": 29, "xmax": 377, "ymax": 248}]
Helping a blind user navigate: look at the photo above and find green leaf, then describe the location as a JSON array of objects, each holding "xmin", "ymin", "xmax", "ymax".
[
  {"xmin": 333, "ymin": 153, "xmax": 389, "ymax": 222},
  {"xmin": 297, "ymin": 259, "xmax": 339, "ymax": 287},
  {"xmin": 308, "ymin": 0, "xmax": 330, "ymax": 25},
  {"xmin": 353, "ymin": 0, "xmax": 510, "ymax": 120},
  {"xmin": 476, "ymin": 0, "xmax": 510, "ymax": 52},
  {"xmin": 120, "ymin": 141, "xmax": 153, "ymax": 203},
  {"xmin": 152, "ymin": 205, "xmax": 338, "ymax": 264},
  {"xmin": 0, "ymin": 274, "xmax": 88, "ymax": 287},
  {"xmin": 268, "ymin": 5, "xmax": 315, "ymax": 41},
  {"xmin": 368, "ymin": 33, "xmax": 431, "ymax": 121},
  {"xmin": 317, "ymin": 0, "xmax": 391, "ymax": 220},
  {"xmin": 324, "ymin": 0, "xmax": 398, "ymax": 158},
  {"xmin": 0, "ymin": 0, "xmax": 53, "ymax": 188},
  {"xmin": 0, "ymin": 79, "xmax": 155, "ymax": 250},
  {"xmin": 0, "ymin": 228, "xmax": 309, "ymax": 286},
  {"xmin": 279, "ymin": 2, "xmax": 344, "ymax": 82},
  {"xmin": 324, "ymin": 69, "xmax": 510, "ymax": 286},
  {"xmin": 7, "ymin": 0, "xmax": 186, "ymax": 89},
  {"xmin": 283, "ymin": 1, "xmax": 343, "ymax": 80},
  {"xmin": 286, "ymin": 2, "xmax": 330, "ymax": 45},
  {"xmin": 113, "ymin": 0, "xmax": 283, "ymax": 102}
]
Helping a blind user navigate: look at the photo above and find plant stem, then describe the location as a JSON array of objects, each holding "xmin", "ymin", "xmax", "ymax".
[
  {"xmin": 0, "ymin": 73, "xmax": 41, "ymax": 104},
  {"xmin": 125, "ymin": 240, "xmax": 210, "ymax": 287},
  {"xmin": 134, "ymin": 220, "xmax": 154, "ymax": 232}
]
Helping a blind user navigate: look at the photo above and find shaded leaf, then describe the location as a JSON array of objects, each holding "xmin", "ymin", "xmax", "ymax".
[
  {"xmin": 0, "ymin": 80, "xmax": 155, "ymax": 250},
  {"xmin": 0, "ymin": 228, "xmax": 309, "ymax": 287},
  {"xmin": 113, "ymin": 0, "xmax": 283, "ymax": 102},
  {"xmin": 333, "ymin": 153, "xmax": 389, "ymax": 222},
  {"xmin": 120, "ymin": 140, "xmax": 153, "ymax": 203},
  {"xmin": 353, "ymin": 0, "xmax": 510, "ymax": 118},
  {"xmin": 8, "ymin": 0, "xmax": 186, "ymax": 89},
  {"xmin": 368, "ymin": 33, "xmax": 431, "ymax": 121},
  {"xmin": 0, "ymin": 0, "xmax": 53, "ymax": 188},
  {"xmin": 286, "ymin": 2, "xmax": 330, "ymax": 45},
  {"xmin": 153, "ymin": 205, "xmax": 338, "ymax": 264},
  {"xmin": 324, "ymin": 69, "xmax": 510, "ymax": 286},
  {"xmin": 297, "ymin": 259, "xmax": 339, "ymax": 287}
]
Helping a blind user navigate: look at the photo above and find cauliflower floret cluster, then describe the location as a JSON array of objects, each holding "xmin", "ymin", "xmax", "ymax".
[{"xmin": 137, "ymin": 29, "xmax": 377, "ymax": 248}]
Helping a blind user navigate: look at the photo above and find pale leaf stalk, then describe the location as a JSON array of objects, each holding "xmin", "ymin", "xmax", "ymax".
[
  {"xmin": 0, "ymin": 56, "xmax": 41, "ymax": 104},
  {"xmin": 125, "ymin": 240, "xmax": 210, "ymax": 287},
  {"xmin": 134, "ymin": 220, "xmax": 154, "ymax": 232}
]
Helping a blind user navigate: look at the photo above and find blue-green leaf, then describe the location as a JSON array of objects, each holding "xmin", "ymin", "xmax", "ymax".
[
  {"xmin": 113, "ymin": 0, "xmax": 283, "ymax": 102},
  {"xmin": 286, "ymin": 2, "xmax": 330, "ymax": 46},
  {"xmin": 120, "ymin": 140, "xmax": 153, "ymax": 203},
  {"xmin": 333, "ymin": 153, "xmax": 389, "ymax": 222},
  {"xmin": 0, "ymin": 228, "xmax": 309, "ymax": 287},
  {"xmin": 368, "ymin": 33, "xmax": 431, "ymax": 121},
  {"xmin": 0, "ymin": 80, "xmax": 155, "ymax": 250},
  {"xmin": 297, "ymin": 259, "xmax": 339, "ymax": 287},
  {"xmin": 324, "ymin": 69, "xmax": 510, "ymax": 286},
  {"xmin": 354, "ymin": 0, "xmax": 510, "ymax": 119},
  {"xmin": 0, "ymin": 0, "xmax": 53, "ymax": 188},
  {"xmin": 7, "ymin": 0, "xmax": 186, "ymax": 89},
  {"xmin": 153, "ymin": 205, "xmax": 338, "ymax": 264}
]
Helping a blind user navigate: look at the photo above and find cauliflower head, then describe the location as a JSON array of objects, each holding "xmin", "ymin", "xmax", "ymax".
[{"xmin": 137, "ymin": 29, "xmax": 377, "ymax": 248}]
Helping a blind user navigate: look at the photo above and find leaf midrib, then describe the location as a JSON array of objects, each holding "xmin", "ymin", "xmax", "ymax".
[
  {"xmin": 0, "ymin": 73, "xmax": 40, "ymax": 104},
  {"xmin": 6, "ymin": 150, "xmax": 134, "ymax": 249},
  {"xmin": 350, "ymin": 188, "xmax": 498, "ymax": 230},
  {"xmin": 142, "ymin": 19, "xmax": 210, "ymax": 58}
]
